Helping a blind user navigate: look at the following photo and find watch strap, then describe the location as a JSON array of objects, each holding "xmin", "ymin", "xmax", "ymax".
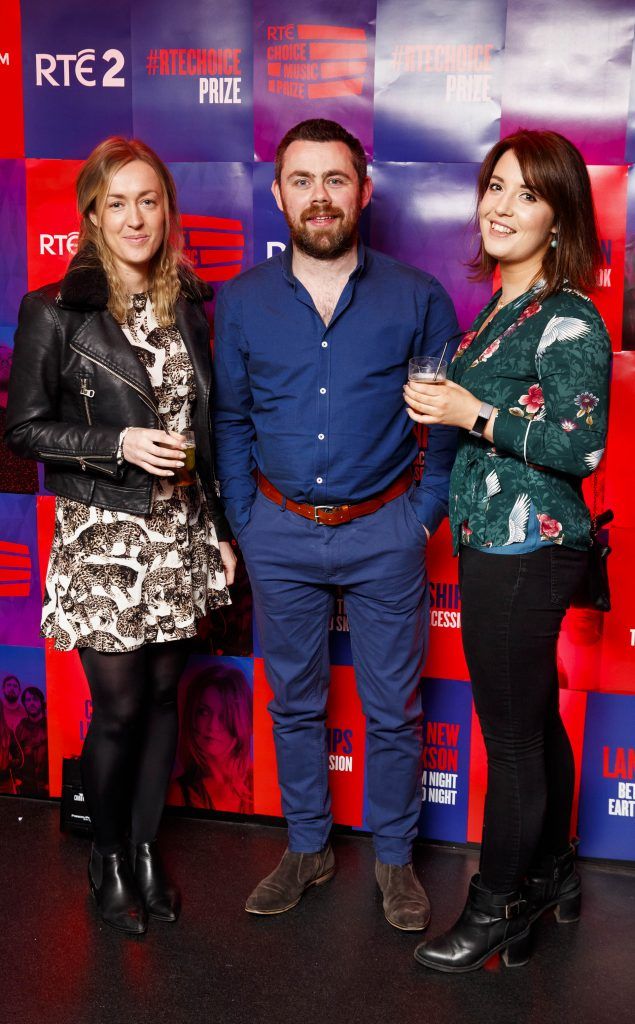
[{"xmin": 469, "ymin": 401, "xmax": 494, "ymax": 438}]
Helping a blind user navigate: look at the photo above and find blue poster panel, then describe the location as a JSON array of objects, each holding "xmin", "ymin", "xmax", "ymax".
[
  {"xmin": 21, "ymin": 0, "xmax": 133, "ymax": 158},
  {"xmin": 132, "ymin": 0, "xmax": 253, "ymax": 162},
  {"xmin": 254, "ymin": 0, "xmax": 376, "ymax": 161},
  {"xmin": 0, "ymin": 160, "xmax": 27, "ymax": 329},
  {"xmin": 370, "ymin": 162, "xmax": 493, "ymax": 332},
  {"xmin": 578, "ymin": 693, "xmax": 635, "ymax": 860},
  {"xmin": 417, "ymin": 677, "xmax": 473, "ymax": 843},
  {"xmin": 374, "ymin": 0, "xmax": 505, "ymax": 163},
  {"xmin": 168, "ymin": 163, "xmax": 253, "ymax": 295},
  {"xmin": 0, "ymin": 495, "xmax": 43, "ymax": 648},
  {"xmin": 0, "ymin": 644, "xmax": 47, "ymax": 796},
  {"xmin": 501, "ymin": 0, "xmax": 634, "ymax": 165}
]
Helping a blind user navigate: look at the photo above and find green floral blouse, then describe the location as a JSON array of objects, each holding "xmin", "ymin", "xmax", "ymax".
[{"xmin": 447, "ymin": 284, "xmax": 611, "ymax": 554}]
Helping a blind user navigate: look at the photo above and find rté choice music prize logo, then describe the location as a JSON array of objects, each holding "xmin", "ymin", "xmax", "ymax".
[
  {"xmin": 144, "ymin": 46, "xmax": 242, "ymax": 104},
  {"xmin": 266, "ymin": 23, "xmax": 369, "ymax": 100},
  {"xmin": 181, "ymin": 215, "xmax": 245, "ymax": 285}
]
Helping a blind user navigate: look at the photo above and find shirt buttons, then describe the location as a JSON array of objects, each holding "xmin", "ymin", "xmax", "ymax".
[
  {"xmin": 321, "ymin": 341, "xmax": 328, "ymax": 348},
  {"xmin": 319, "ymin": 387, "xmax": 327, "ymax": 395},
  {"xmin": 318, "ymin": 433, "xmax": 325, "ymax": 440},
  {"xmin": 316, "ymin": 477, "xmax": 323, "ymax": 484}
]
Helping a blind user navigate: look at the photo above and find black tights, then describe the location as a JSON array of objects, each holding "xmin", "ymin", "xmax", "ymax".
[
  {"xmin": 79, "ymin": 641, "xmax": 190, "ymax": 853},
  {"xmin": 459, "ymin": 544, "xmax": 588, "ymax": 892}
]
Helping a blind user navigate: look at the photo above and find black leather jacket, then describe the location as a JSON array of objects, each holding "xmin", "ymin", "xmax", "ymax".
[{"xmin": 5, "ymin": 255, "xmax": 230, "ymax": 541}]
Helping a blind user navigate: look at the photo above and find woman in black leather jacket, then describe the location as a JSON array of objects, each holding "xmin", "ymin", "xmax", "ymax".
[{"xmin": 6, "ymin": 136, "xmax": 236, "ymax": 936}]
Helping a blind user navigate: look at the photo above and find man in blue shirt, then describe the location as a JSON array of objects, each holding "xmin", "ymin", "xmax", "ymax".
[{"xmin": 214, "ymin": 119, "xmax": 458, "ymax": 931}]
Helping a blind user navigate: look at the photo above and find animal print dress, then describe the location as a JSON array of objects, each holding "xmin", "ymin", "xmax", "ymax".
[{"xmin": 41, "ymin": 293, "xmax": 230, "ymax": 653}]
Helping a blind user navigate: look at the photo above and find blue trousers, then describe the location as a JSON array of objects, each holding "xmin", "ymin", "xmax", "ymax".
[{"xmin": 239, "ymin": 487, "xmax": 429, "ymax": 865}]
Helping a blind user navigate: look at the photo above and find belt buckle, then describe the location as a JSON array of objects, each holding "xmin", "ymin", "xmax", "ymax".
[{"xmin": 314, "ymin": 504, "xmax": 336, "ymax": 523}]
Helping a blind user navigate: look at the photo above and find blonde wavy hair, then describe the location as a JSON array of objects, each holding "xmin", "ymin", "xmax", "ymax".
[{"xmin": 75, "ymin": 137, "xmax": 196, "ymax": 325}]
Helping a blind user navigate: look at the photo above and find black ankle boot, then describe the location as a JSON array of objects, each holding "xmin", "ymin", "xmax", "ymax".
[
  {"xmin": 414, "ymin": 874, "xmax": 531, "ymax": 973},
  {"xmin": 88, "ymin": 846, "xmax": 147, "ymax": 935},
  {"xmin": 525, "ymin": 841, "xmax": 581, "ymax": 924},
  {"xmin": 131, "ymin": 842, "xmax": 181, "ymax": 922}
]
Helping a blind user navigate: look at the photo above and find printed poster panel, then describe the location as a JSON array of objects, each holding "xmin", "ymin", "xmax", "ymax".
[
  {"xmin": 0, "ymin": 494, "xmax": 43, "ymax": 648},
  {"xmin": 467, "ymin": 689, "xmax": 588, "ymax": 843},
  {"xmin": 132, "ymin": 0, "xmax": 253, "ymax": 162},
  {"xmin": 417, "ymin": 677, "xmax": 473, "ymax": 843},
  {"xmin": 21, "ymin": 0, "xmax": 133, "ymax": 159},
  {"xmin": 253, "ymin": 659, "xmax": 366, "ymax": 826},
  {"xmin": 603, "ymin": 351, "xmax": 635, "ymax": 529},
  {"xmin": 169, "ymin": 163, "xmax": 253, "ymax": 295},
  {"xmin": 25, "ymin": 159, "xmax": 82, "ymax": 292},
  {"xmin": 578, "ymin": 692, "xmax": 635, "ymax": 860},
  {"xmin": 424, "ymin": 519, "xmax": 468, "ymax": 682},
  {"xmin": 167, "ymin": 655, "xmax": 254, "ymax": 814},
  {"xmin": 374, "ymin": 0, "xmax": 506, "ymax": 163},
  {"xmin": 254, "ymin": 0, "xmax": 376, "ymax": 162},
  {"xmin": 0, "ymin": 0, "xmax": 25, "ymax": 159},
  {"xmin": 598, "ymin": 528, "xmax": 635, "ymax": 695},
  {"xmin": 370, "ymin": 162, "xmax": 493, "ymax": 333},
  {"xmin": 44, "ymin": 643, "xmax": 87, "ymax": 798},
  {"xmin": 501, "ymin": 0, "xmax": 635, "ymax": 165},
  {"xmin": 253, "ymin": 161, "xmax": 288, "ymax": 266},
  {"xmin": 0, "ymin": 644, "xmax": 47, "ymax": 797}
]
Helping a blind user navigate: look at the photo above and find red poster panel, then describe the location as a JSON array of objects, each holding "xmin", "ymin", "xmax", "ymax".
[
  {"xmin": 588, "ymin": 165, "xmax": 628, "ymax": 351},
  {"xmin": 424, "ymin": 519, "xmax": 469, "ymax": 681},
  {"xmin": 603, "ymin": 351, "xmax": 635, "ymax": 530},
  {"xmin": 252, "ymin": 658, "xmax": 366, "ymax": 826},
  {"xmin": 26, "ymin": 159, "xmax": 82, "ymax": 291},
  {"xmin": 45, "ymin": 643, "xmax": 89, "ymax": 798},
  {"xmin": 0, "ymin": 1, "xmax": 25, "ymax": 158},
  {"xmin": 467, "ymin": 690, "xmax": 588, "ymax": 842},
  {"xmin": 599, "ymin": 528, "xmax": 635, "ymax": 694}
]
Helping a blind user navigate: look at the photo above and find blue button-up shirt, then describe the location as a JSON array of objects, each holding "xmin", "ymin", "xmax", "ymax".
[{"xmin": 213, "ymin": 242, "xmax": 459, "ymax": 538}]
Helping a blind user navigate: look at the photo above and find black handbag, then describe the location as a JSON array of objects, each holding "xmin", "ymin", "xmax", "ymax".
[{"xmin": 571, "ymin": 509, "xmax": 613, "ymax": 612}]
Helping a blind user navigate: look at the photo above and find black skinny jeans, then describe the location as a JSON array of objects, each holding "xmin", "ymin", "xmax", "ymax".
[
  {"xmin": 79, "ymin": 640, "xmax": 190, "ymax": 853},
  {"xmin": 459, "ymin": 544, "xmax": 588, "ymax": 892}
]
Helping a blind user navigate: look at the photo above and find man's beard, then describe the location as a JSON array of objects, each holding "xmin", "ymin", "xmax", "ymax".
[
  {"xmin": 285, "ymin": 202, "xmax": 360, "ymax": 261},
  {"xmin": 4, "ymin": 694, "xmax": 18, "ymax": 705}
]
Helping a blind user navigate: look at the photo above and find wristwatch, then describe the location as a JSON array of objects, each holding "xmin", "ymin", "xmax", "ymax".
[{"xmin": 469, "ymin": 402, "xmax": 494, "ymax": 438}]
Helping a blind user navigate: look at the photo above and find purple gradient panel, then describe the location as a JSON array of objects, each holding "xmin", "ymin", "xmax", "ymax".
[
  {"xmin": 627, "ymin": 44, "xmax": 635, "ymax": 163},
  {"xmin": 370, "ymin": 162, "xmax": 492, "ymax": 332},
  {"xmin": 132, "ymin": 0, "xmax": 253, "ymax": 162},
  {"xmin": 0, "ymin": 494, "xmax": 44, "ymax": 647},
  {"xmin": 501, "ymin": 0, "xmax": 634, "ymax": 164},
  {"xmin": 254, "ymin": 0, "xmax": 376, "ymax": 162},
  {"xmin": 21, "ymin": 0, "xmax": 132, "ymax": 158},
  {"xmin": 253, "ymin": 162, "xmax": 289, "ymax": 265},
  {"xmin": 374, "ymin": 0, "xmax": 505, "ymax": 163},
  {"xmin": 0, "ymin": 160, "xmax": 27, "ymax": 328},
  {"xmin": 168, "ymin": 163, "xmax": 253, "ymax": 305},
  {"xmin": 624, "ymin": 167, "xmax": 635, "ymax": 350}
]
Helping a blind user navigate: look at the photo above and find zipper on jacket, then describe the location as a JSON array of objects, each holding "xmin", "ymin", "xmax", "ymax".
[
  {"xmin": 79, "ymin": 377, "xmax": 94, "ymax": 425},
  {"xmin": 70, "ymin": 344, "xmax": 168, "ymax": 431},
  {"xmin": 37, "ymin": 451, "xmax": 118, "ymax": 477}
]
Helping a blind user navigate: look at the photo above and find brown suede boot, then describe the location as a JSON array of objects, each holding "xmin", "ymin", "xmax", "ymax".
[
  {"xmin": 245, "ymin": 845, "xmax": 335, "ymax": 915},
  {"xmin": 375, "ymin": 860, "xmax": 431, "ymax": 931}
]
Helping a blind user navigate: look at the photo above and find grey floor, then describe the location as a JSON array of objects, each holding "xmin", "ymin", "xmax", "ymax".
[{"xmin": 2, "ymin": 796, "xmax": 634, "ymax": 1024}]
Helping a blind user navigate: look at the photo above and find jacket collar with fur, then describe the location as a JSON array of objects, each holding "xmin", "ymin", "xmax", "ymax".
[{"xmin": 57, "ymin": 247, "xmax": 213, "ymax": 311}]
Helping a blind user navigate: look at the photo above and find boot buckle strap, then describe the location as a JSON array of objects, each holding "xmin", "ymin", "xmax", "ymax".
[{"xmin": 505, "ymin": 897, "xmax": 527, "ymax": 919}]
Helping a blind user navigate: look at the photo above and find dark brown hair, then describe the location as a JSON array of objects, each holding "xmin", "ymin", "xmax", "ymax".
[
  {"xmin": 471, "ymin": 129, "xmax": 602, "ymax": 298},
  {"xmin": 274, "ymin": 119, "xmax": 368, "ymax": 187}
]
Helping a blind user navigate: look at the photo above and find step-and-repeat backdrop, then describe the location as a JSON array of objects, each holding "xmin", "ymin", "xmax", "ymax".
[{"xmin": 1, "ymin": 0, "xmax": 634, "ymax": 861}]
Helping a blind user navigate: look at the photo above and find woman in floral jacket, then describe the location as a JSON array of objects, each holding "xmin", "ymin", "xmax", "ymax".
[{"xmin": 404, "ymin": 130, "xmax": 611, "ymax": 973}]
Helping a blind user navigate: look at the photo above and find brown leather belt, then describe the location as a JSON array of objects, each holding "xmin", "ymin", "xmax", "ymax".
[{"xmin": 258, "ymin": 469, "xmax": 412, "ymax": 526}]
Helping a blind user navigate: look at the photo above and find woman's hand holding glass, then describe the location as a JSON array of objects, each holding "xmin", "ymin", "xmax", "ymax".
[
  {"xmin": 122, "ymin": 427, "xmax": 187, "ymax": 477},
  {"xmin": 403, "ymin": 377, "xmax": 487, "ymax": 432}
]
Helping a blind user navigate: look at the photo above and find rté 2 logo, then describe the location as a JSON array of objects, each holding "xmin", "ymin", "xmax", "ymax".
[{"xmin": 35, "ymin": 49, "xmax": 125, "ymax": 88}]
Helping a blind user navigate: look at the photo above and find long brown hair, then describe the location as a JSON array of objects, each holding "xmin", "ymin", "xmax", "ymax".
[
  {"xmin": 75, "ymin": 136, "xmax": 197, "ymax": 325},
  {"xmin": 470, "ymin": 129, "xmax": 602, "ymax": 299}
]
